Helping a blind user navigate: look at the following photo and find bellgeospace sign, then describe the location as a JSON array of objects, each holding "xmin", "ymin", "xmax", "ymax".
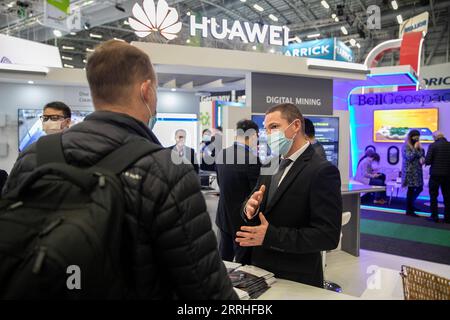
[
  {"xmin": 350, "ymin": 90, "xmax": 450, "ymax": 107},
  {"xmin": 129, "ymin": 0, "xmax": 291, "ymax": 45}
]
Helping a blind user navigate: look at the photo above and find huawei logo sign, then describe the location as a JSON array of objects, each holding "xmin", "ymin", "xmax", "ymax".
[{"xmin": 129, "ymin": 0, "xmax": 182, "ymax": 40}]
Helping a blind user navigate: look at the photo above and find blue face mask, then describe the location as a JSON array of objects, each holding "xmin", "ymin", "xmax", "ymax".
[
  {"xmin": 267, "ymin": 121, "xmax": 297, "ymax": 156},
  {"xmin": 141, "ymin": 87, "xmax": 157, "ymax": 130}
]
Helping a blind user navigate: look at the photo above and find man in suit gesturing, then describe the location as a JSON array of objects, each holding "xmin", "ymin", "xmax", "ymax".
[{"xmin": 236, "ymin": 103, "xmax": 342, "ymax": 288}]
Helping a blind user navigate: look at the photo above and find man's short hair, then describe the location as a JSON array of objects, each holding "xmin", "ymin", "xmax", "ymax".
[
  {"xmin": 44, "ymin": 101, "xmax": 71, "ymax": 119},
  {"xmin": 86, "ymin": 40, "xmax": 157, "ymax": 105},
  {"xmin": 433, "ymin": 131, "xmax": 445, "ymax": 140},
  {"xmin": 265, "ymin": 103, "xmax": 305, "ymax": 134},
  {"xmin": 304, "ymin": 118, "xmax": 315, "ymax": 138},
  {"xmin": 236, "ymin": 119, "xmax": 259, "ymax": 137},
  {"xmin": 175, "ymin": 129, "xmax": 186, "ymax": 137}
]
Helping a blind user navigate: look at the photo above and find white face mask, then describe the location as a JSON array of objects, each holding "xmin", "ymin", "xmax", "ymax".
[
  {"xmin": 42, "ymin": 120, "xmax": 63, "ymax": 135},
  {"xmin": 141, "ymin": 84, "xmax": 157, "ymax": 130}
]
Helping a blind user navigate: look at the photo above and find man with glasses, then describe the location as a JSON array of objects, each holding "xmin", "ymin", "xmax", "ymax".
[{"xmin": 40, "ymin": 101, "xmax": 72, "ymax": 135}]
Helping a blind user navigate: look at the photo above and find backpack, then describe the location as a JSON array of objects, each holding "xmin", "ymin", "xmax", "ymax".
[{"xmin": 0, "ymin": 133, "xmax": 162, "ymax": 299}]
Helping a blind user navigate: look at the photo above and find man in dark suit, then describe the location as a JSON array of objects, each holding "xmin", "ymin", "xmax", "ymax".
[
  {"xmin": 170, "ymin": 129, "xmax": 199, "ymax": 173},
  {"xmin": 425, "ymin": 131, "xmax": 450, "ymax": 223},
  {"xmin": 216, "ymin": 120, "xmax": 261, "ymax": 264},
  {"xmin": 236, "ymin": 103, "xmax": 342, "ymax": 288}
]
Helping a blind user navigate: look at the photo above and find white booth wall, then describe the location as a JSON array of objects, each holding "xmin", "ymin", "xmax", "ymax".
[{"xmin": 0, "ymin": 82, "xmax": 199, "ymax": 172}]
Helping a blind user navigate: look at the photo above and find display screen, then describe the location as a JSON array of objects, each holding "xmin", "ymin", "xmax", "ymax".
[
  {"xmin": 18, "ymin": 109, "xmax": 91, "ymax": 152},
  {"xmin": 373, "ymin": 108, "xmax": 438, "ymax": 143},
  {"xmin": 251, "ymin": 114, "xmax": 339, "ymax": 166},
  {"xmin": 310, "ymin": 116, "xmax": 339, "ymax": 166}
]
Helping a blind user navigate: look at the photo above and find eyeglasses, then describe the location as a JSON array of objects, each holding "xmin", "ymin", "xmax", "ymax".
[{"xmin": 40, "ymin": 115, "xmax": 67, "ymax": 122}]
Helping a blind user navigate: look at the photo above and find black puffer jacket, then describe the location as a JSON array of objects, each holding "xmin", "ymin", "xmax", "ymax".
[{"xmin": 3, "ymin": 111, "xmax": 237, "ymax": 300}]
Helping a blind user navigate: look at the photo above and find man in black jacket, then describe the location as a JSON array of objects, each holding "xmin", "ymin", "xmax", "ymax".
[
  {"xmin": 425, "ymin": 131, "xmax": 450, "ymax": 223},
  {"xmin": 236, "ymin": 103, "xmax": 342, "ymax": 288},
  {"xmin": 3, "ymin": 40, "xmax": 236, "ymax": 299},
  {"xmin": 216, "ymin": 119, "xmax": 260, "ymax": 264}
]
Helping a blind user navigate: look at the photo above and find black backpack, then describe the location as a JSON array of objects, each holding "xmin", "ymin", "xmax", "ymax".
[{"xmin": 0, "ymin": 133, "xmax": 162, "ymax": 299}]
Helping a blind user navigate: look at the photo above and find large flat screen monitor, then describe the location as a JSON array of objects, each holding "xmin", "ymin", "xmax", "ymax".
[
  {"xmin": 373, "ymin": 108, "xmax": 438, "ymax": 143},
  {"xmin": 251, "ymin": 114, "xmax": 339, "ymax": 166},
  {"xmin": 18, "ymin": 109, "xmax": 91, "ymax": 152}
]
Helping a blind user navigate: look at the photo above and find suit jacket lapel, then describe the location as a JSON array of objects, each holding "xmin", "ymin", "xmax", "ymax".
[{"xmin": 264, "ymin": 145, "xmax": 314, "ymax": 215}]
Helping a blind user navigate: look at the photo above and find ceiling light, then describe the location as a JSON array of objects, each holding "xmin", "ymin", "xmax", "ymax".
[
  {"xmin": 27, "ymin": 80, "xmax": 34, "ymax": 84},
  {"xmin": 123, "ymin": 20, "xmax": 130, "ymax": 25},
  {"xmin": 86, "ymin": 48, "xmax": 94, "ymax": 52},
  {"xmin": 89, "ymin": 33, "xmax": 102, "ymax": 39},
  {"xmin": 83, "ymin": 59, "xmax": 87, "ymax": 64},
  {"xmin": 113, "ymin": 37, "xmax": 125, "ymax": 42},
  {"xmin": 334, "ymin": 17, "xmax": 339, "ymax": 22},
  {"xmin": 70, "ymin": 32, "xmax": 76, "ymax": 36},
  {"xmin": 186, "ymin": 11, "xmax": 191, "ymax": 16},
  {"xmin": 340, "ymin": 26, "xmax": 348, "ymax": 35},
  {"xmin": 240, "ymin": 0, "xmax": 247, "ymax": 2},
  {"xmin": 396, "ymin": 14, "xmax": 403, "ymax": 24},
  {"xmin": 391, "ymin": 0, "xmax": 399, "ymax": 10},
  {"xmin": 186, "ymin": 39, "xmax": 191, "ymax": 43},
  {"xmin": 53, "ymin": 29, "xmax": 62, "ymax": 38},
  {"xmin": 7, "ymin": 1, "xmax": 15, "ymax": 8},
  {"xmin": 268, "ymin": 14, "xmax": 278, "ymax": 22},
  {"xmin": 171, "ymin": 88, "xmax": 177, "ymax": 92},
  {"xmin": 331, "ymin": 13, "xmax": 336, "ymax": 19},
  {"xmin": 253, "ymin": 4, "xmax": 264, "ymax": 12},
  {"xmin": 321, "ymin": 1, "xmax": 330, "ymax": 9},
  {"xmin": 61, "ymin": 56, "xmax": 73, "ymax": 61},
  {"xmin": 63, "ymin": 64, "xmax": 74, "ymax": 69},
  {"xmin": 252, "ymin": 45, "xmax": 257, "ymax": 50},
  {"xmin": 307, "ymin": 33, "xmax": 320, "ymax": 38},
  {"xmin": 62, "ymin": 45, "xmax": 74, "ymax": 50},
  {"xmin": 356, "ymin": 43, "xmax": 361, "ymax": 48},
  {"xmin": 349, "ymin": 38, "xmax": 356, "ymax": 46}
]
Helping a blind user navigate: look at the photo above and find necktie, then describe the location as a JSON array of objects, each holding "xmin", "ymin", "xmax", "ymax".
[{"xmin": 267, "ymin": 158, "xmax": 293, "ymax": 204}]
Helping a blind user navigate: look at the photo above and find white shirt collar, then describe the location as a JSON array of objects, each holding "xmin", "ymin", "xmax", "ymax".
[{"xmin": 283, "ymin": 141, "xmax": 310, "ymax": 163}]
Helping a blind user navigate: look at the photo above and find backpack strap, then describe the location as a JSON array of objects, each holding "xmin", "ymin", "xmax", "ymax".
[
  {"xmin": 36, "ymin": 133, "xmax": 66, "ymax": 166},
  {"xmin": 95, "ymin": 139, "xmax": 164, "ymax": 175}
]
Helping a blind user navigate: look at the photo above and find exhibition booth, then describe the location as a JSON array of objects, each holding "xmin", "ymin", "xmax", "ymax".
[{"xmin": 1, "ymin": 34, "xmax": 449, "ymax": 300}]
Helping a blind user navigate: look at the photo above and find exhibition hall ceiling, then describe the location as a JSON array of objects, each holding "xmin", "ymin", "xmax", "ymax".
[{"xmin": 0, "ymin": 0, "xmax": 449, "ymax": 70}]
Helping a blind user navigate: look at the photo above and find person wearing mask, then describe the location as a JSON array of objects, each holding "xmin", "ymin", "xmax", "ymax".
[
  {"xmin": 402, "ymin": 130, "xmax": 425, "ymax": 217},
  {"xmin": 237, "ymin": 103, "xmax": 342, "ymax": 288},
  {"xmin": 215, "ymin": 119, "xmax": 261, "ymax": 264},
  {"xmin": 3, "ymin": 40, "xmax": 236, "ymax": 299},
  {"xmin": 170, "ymin": 129, "xmax": 199, "ymax": 173},
  {"xmin": 304, "ymin": 118, "xmax": 326, "ymax": 161},
  {"xmin": 200, "ymin": 129, "xmax": 216, "ymax": 172},
  {"xmin": 425, "ymin": 131, "xmax": 450, "ymax": 223},
  {"xmin": 41, "ymin": 101, "xmax": 72, "ymax": 135},
  {"xmin": 355, "ymin": 152, "xmax": 387, "ymax": 204}
]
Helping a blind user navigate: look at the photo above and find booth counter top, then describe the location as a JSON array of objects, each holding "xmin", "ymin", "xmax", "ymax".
[
  {"xmin": 257, "ymin": 278, "xmax": 358, "ymax": 300},
  {"xmin": 341, "ymin": 183, "xmax": 386, "ymax": 195}
]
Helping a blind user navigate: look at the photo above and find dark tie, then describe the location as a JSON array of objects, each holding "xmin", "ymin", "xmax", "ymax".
[{"xmin": 267, "ymin": 158, "xmax": 293, "ymax": 204}]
